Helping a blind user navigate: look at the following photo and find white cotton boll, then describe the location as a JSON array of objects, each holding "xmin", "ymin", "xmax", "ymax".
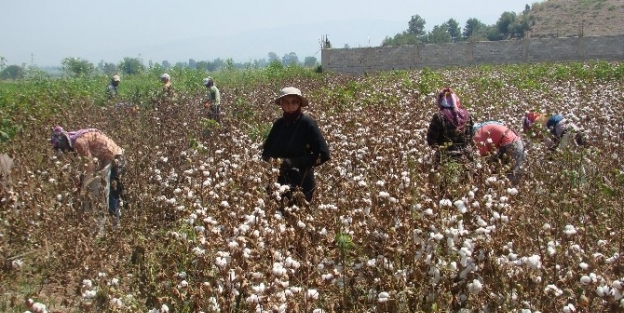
[
  {"xmin": 467, "ymin": 190, "xmax": 475, "ymax": 199},
  {"xmin": 285, "ymin": 257, "xmax": 300, "ymax": 269},
  {"xmin": 160, "ymin": 304, "xmax": 170, "ymax": 313},
  {"xmin": 596, "ymin": 285, "xmax": 610, "ymax": 297},
  {"xmin": 108, "ymin": 278, "xmax": 119, "ymax": 286},
  {"xmin": 82, "ymin": 289, "xmax": 97, "ymax": 299},
  {"xmin": 272, "ymin": 264, "xmax": 287, "ymax": 277},
  {"xmin": 321, "ymin": 273, "xmax": 334, "ymax": 281},
  {"xmin": 306, "ymin": 289, "xmax": 319, "ymax": 300},
  {"xmin": 177, "ymin": 280, "xmax": 188, "ymax": 289},
  {"xmin": 193, "ymin": 247, "xmax": 206, "ymax": 256},
  {"xmin": 378, "ymin": 191, "xmax": 390, "ymax": 198},
  {"xmin": 543, "ymin": 223, "xmax": 551, "ymax": 230},
  {"xmin": 110, "ymin": 297, "xmax": 124, "ymax": 308},
  {"xmin": 312, "ymin": 309, "xmax": 325, "ymax": 313},
  {"xmin": 454, "ymin": 200, "xmax": 467, "ymax": 213},
  {"xmin": 467, "ymin": 279, "xmax": 483, "ymax": 294},
  {"xmin": 580, "ymin": 276, "xmax": 592, "ymax": 285},
  {"xmin": 82, "ymin": 279, "xmax": 93, "ymax": 288},
  {"xmin": 506, "ymin": 188, "xmax": 518, "ymax": 195},
  {"xmin": 547, "ymin": 246, "xmax": 556, "ymax": 256},
  {"xmin": 433, "ymin": 233, "xmax": 444, "ymax": 241},
  {"xmin": 246, "ymin": 294, "xmax": 260, "ymax": 304},
  {"xmin": 378, "ymin": 291, "xmax": 390, "ymax": 302},
  {"xmin": 544, "ymin": 284, "xmax": 563, "ymax": 296},
  {"xmin": 11, "ymin": 259, "xmax": 24, "ymax": 269},
  {"xmin": 486, "ymin": 176, "xmax": 497, "ymax": 185},
  {"xmin": 526, "ymin": 255, "xmax": 541, "ymax": 269},
  {"xmin": 579, "ymin": 262, "xmax": 589, "ymax": 270},
  {"xmin": 563, "ymin": 225, "xmax": 577, "ymax": 236},
  {"xmin": 562, "ymin": 303, "xmax": 575, "ymax": 313},
  {"xmin": 424, "ymin": 208, "xmax": 434, "ymax": 216},
  {"xmin": 439, "ymin": 199, "xmax": 452, "ymax": 207},
  {"xmin": 597, "ymin": 240, "xmax": 608, "ymax": 247},
  {"xmin": 219, "ymin": 201, "xmax": 230, "ymax": 208},
  {"xmin": 606, "ymin": 253, "xmax": 619, "ymax": 264}
]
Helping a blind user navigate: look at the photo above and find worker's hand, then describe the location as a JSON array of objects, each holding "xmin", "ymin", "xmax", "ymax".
[{"xmin": 279, "ymin": 158, "xmax": 293, "ymax": 171}]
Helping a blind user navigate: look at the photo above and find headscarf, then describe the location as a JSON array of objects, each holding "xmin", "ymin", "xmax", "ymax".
[
  {"xmin": 50, "ymin": 126, "xmax": 102, "ymax": 150},
  {"xmin": 522, "ymin": 112, "xmax": 542, "ymax": 132},
  {"xmin": 437, "ymin": 87, "xmax": 469, "ymax": 129}
]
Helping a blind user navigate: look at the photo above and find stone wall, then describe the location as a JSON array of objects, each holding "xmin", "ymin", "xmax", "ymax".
[{"xmin": 321, "ymin": 35, "xmax": 624, "ymax": 75}]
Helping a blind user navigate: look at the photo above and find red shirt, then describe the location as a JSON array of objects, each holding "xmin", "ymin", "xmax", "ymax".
[{"xmin": 473, "ymin": 124, "xmax": 520, "ymax": 156}]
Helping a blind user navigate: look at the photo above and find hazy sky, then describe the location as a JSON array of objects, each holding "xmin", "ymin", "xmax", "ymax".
[{"xmin": 2, "ymin": 0, "xmax": 537, "ymax": 67}]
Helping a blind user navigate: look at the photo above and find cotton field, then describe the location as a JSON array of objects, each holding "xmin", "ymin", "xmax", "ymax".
[{"xmin": 1, "ymin": 62, "xmax": 623, "ymax": 312}]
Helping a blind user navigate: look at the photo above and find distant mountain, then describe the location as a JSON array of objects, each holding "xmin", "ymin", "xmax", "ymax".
[{"xmin": 528, "ymin": 0, "xmax": 624, "ymax": 37}]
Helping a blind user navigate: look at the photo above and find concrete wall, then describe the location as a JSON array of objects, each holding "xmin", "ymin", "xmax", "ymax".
[{"xmin": 321, "ymin": 35, "xmax": 624, "ymax": 75}]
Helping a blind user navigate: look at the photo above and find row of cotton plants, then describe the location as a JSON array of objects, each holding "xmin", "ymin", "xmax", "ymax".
[{"xmin": 1, "ymin": 62, "xmax": 623, "ymax": 312}]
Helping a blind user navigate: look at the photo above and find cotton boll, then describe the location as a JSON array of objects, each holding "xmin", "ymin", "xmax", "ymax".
[
  {"xmin": 562, "ymin": 303, "xmax": 576, "ymax": 313},
  {"xmin": 596, "ymin": 285, "xmax": 610, "ymax": 297},
  {"xmin": 467, "ymin": 279, "xmax": 483, "ymax": 294}
]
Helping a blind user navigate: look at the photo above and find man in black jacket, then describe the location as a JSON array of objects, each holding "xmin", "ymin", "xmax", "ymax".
[{"xmin": 262, "ymin": 87, "xmax": 330, "ymax": 203}]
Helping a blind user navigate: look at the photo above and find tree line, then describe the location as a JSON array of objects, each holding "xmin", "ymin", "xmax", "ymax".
[
  {"xmin": 382, "ymin": 4, "xmax": 534, "ymax": 46},
  {"xmin": 0, "ymin": 51, "xmax": 319, "ymax": 80}
]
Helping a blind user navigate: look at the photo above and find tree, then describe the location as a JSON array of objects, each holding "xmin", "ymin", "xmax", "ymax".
[
  {"xmin": 408, "ymin": 15, "xmax": 426, "ymax": 36},
  {"xmin": 61, "ymin": 57, "xmax": 95, "ymax": 77},
  {"xmin": 281, "ymin": 52, "xmax": 299, "ymax": 66},
  {"xmin": 495, "ymin": 11, "xmax": 517, "ymax": 39},
  {"xmin": 486, "ymin": 25, "xmax": 504, "ymax": 41},
  {"xmin": 267, "ymin": 52, "xmax": 280, "ymax": 63},
  {"xmin": 510, "ymin": 14, "xmax": 535, "ymax": 38},
  {"xmin": 446, "ymin": 18, "xmax": 462, "ymax": 41},
  {"xmin": 382, "ymin": 31, "xmax": 421, "ymax": 46},
  {"xmin": 118, "ymin": 57, "xmax": 145, "ymax": 75},
  {"xmin": 98, "ymin": 61, "xmax": 117, "ymax": 76},
  {"xmin": 303, "ymin": 56, "xmax": 317, "ymax": 67},
  {"xmin": 463, "ymin": 18, "xmax": 488, "ymax": 40},
  {"xmin": 427, "ymin": 24, "xmax": 452, "ymax": 44},
  {"xmin": 188, "ymin": 58, "xmax": 197, "ymax": 69},
  {"xmin": 0, "ymin": 65, "xmax": 26, "ymax": 80},
  {"xmin": 162, "ymin": 60, "xmax": 171, "ymax": 69}
]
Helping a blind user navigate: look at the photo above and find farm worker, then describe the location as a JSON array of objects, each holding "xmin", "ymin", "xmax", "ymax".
[
  {"xmin": 160, "ymin": 73, "xmax": 175, "ymax": 98},
  {"xmin": 203, "ymin": 77, "xmax": 221, "ymax": 123},
  {"xmin": 153, "ymin": 73, "xmax": 176, "ymax": 106},
  {"xmin": 426, "ymin": 87, "xmax": 474, "ymax": 167},
  {"xmin": 50, "ymin": 126, "xmax": 125, "ymax": 228},
  {"xmin": 106, "ymin": 74, "xmax": 121, "ymax": 99},
  {"xmin": 262, "ymin": 87, "xmax": 331, "ymax": 204},
  {"xmin": 0, "ymin": 153, "xmax": 13, "ymax": 192},
  {"xmin": 473, "ymin": 121, "xmax": 526, "ymax": 185},
  {"xmin": 522, "ymin": 111, "xmax": 586, "ymax": 150}
]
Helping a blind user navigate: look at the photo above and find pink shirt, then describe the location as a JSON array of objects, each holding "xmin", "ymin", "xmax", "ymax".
[
  {"xmin": 73, "ymin": 132, "xmax": 123, "ymax": 170},
  {"xmin": 473, "ymin": 124, "xmax": 519, "ymax": 156}
]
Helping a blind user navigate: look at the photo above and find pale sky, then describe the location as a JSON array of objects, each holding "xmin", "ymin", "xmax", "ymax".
[{"xmin": 1, "ymin": 0, "xmax": 538, "ymax": 67}]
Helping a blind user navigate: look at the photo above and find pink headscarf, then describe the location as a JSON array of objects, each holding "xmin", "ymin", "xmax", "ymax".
[{"xmin": 437, "ymin": 87, "xmax": 469, "ymax": 129}]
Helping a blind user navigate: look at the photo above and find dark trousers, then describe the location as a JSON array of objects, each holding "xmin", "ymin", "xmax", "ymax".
[{"xmin": 278, "ymin": 168, "xmax": 315, "ymax": 202}]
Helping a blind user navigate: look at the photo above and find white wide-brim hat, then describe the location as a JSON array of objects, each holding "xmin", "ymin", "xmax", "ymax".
[{"xmin": 274, "ymin": 87, "xmax": 309, "ymax": 107}]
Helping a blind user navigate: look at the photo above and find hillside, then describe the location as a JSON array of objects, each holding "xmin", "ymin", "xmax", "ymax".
[{"xmin": 528, "ymin": 0, "xmax": 624, "ymax": 37}]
